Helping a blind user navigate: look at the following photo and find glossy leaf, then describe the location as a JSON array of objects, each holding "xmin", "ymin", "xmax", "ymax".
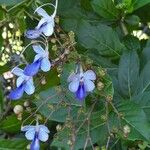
[
  {"xmin": 78, "ymin": 20, "xmax": 123, "ymax": 57},
  {"xmin": 118, "ymin": 51, "xmax": 139, "ymax": 98}
]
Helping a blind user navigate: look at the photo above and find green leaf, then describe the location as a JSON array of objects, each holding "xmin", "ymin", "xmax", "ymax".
[
  {"xmin": 91, "ymin": 0, "xmax": 119, "ymax": 20},
  {"xmin": 118, "ymin": 51, "xmax": 139, "ymax": 98},
  {"xmin": 141, "ymin": 39, "xmax": 150, "ymax": 66},
  {"xmin": 78, "ymin": 20, "xmax": 123, "ymax": 57},
  {"xmin": 123, "ymin": 35, "xmax": 140, "ymax": 51},
  {"xmin": 0, "ymin": 114, "xmax": 22, "ymax": 134},
  {"xmin": 125, "ymin": 15, "xmax": 140, "ymax": 26},
  {"xmin": 87, "ymin": 50, "xmax": 117, "ymax": 68},
  {"xmin": 80, "ymin": 0, "xmax": 93, "ymax": 11},
  {"xmin": 136, "ymin": 61, "xmax": 150, "ymax": 94},
  {"xmin": 60, "ymin": 7, "xmax": 99, "ymax": 32},
  {"xmin": 116, "ymin": 101, "xmax": 150, "ymax": 141},
  {"xmin": 132, "ymin": 0, "xmax": 150, "ymax": 10},
  {"xmin": 0, "ymin": 139, "xmax": 28, "ymax": 150},
  {"xmin": 0, "ymin": 0, "xmax": 24, "ymax": 6},
  {"xmin": 133, "ymin": 92, "xmax": 150, "ymax": 121}
]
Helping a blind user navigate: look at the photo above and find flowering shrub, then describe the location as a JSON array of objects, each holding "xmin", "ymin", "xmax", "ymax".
[{"xmin": 0, "ymin": 0, "xmax": 150, "ymax": 150}]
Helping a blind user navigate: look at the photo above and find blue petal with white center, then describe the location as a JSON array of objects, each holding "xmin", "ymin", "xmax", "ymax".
[
  {"xmin": 9, "ymin": 67, "xmax": 35, "ymax": 100},
  {"xmin": 35, "ymin": 0, "xmax": 58, "ymax": 37},
  {"xmin": 22, "ymin": 124, "xmax": 50, "ymax": 150},
  {"xmin": 24, "ymin": 44, "xmax": 51, "ymax": 76},
  {"xmin": 68, "ymin": 66, "xmax": 96, "ymax": 100}
]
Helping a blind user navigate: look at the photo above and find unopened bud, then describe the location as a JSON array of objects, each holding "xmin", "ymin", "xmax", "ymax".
[
  {"xmin": 97, "ymin": 82, "xmax": 104, "ymax": 91},
  {"xmin": 56, "ymin": 124, "xmax": 62, "ymax": 131},
  {"xmin": 55, "ymin": 17, "xmax": 59, "ymax": 24},
  {"xmin": 67, "ymin": 140, "xmax": 73, "ymax": 146},
  {"xmin": 52, "ymin": 45, "xmax": 57, "ymax": 51},
  {"xmin": 123, "ymin": 125, "xmax": 130, "ymax": 135},
  {"xmin": 51, "ymin": 38, "xmax": 56, "ymax": 43},
  {"xmin": 106, "ymin": 95, "xmax": 113, "ymax": 102},
  {"xmin": 24, "ymin": 101, "xmax": 30, "ymax": 107},
  {"xmin": 13, "ymin": 105, "xmax": 23, "ymax": 115}
]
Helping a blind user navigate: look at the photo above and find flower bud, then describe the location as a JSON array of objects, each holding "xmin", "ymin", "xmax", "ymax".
[
  {"xmin": 13, "ymin": 105, "xmax": 23, "ymax": 115},
  {"xmin": 24, "ymin": 101, "xmax": 30, "ymax": 107},
  {"xmin": 106, "ymin": 95, "xmax": 113, "ymax": 102},
  {"xmin": 2, "ymin": 32, "xmax": 7, "ymax": 39},
  {"xmin": 51, "ymin": 38, "xmax": 56, "ymax": 43},
  {"xmin": 123, "ymin": 125, "xmax": 130, "ymax": 134},
  {"xmin": 9, "ymin": 23, "xmax": 14, "ymax": 29},
  {"xmin": 67, "ymin": 140, "xmax": 72, "ymax": 146},
  {"xmin": 56, "ymin": 124, "xmax": 62, "ymax": 131},
  {"xmin": 97, "ymin": 82, "xmax": 104, "ymax": 91},
  {"xmin": 52, "ymin": 45, "xmax": 57, "ymax": 51}
]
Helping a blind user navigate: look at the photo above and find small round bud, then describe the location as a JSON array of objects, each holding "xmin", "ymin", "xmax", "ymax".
[
  {"xmin": 56, "ymin": 124, "xmax": 62, "ymax": 131},
  {"xmin": 16, "ymin": 51, "xmax": 20, "ymax": 55},
  {"xmin": 106, "ymin": 95, "xmax": 113, "ymax": 102},
  {"xmin": 67, "ymin": 140, "xmax": 72, "ymax": 146},
  {"xmin": 24, "ymin": 101, "xmax": 30, "ymax": 107},
  {"xmin": 7, "ymin": 31, "xmax": 12, "ymax": 38},
  {"xmin": 36, "ymin": 114, "xmax": 43, "ymax": 121},
  {"xmin": 9, "ymin": 23, "xmax": 14, "ymax": 29},
  {"xmin": 26, "ymin": 144, "xmax": 30, "ymax": 150},
  {"xmin": 123, "ymin": 125, "xmax": 130, "ymax": 135},
  {"xmin": 97, "ymin": 82, "xmax": 104, "ymax": 91},
  {"xmin": 16, "ymin": 30, "xmax": 21, "ymax": 37},
  {"xmin": 13, "ymin": 105, "xmax": 23, "ymax": 115},
  {"xmin": 2, "ymin": 32, "xmax": 7, "ymax": 39},
  {"xmin": 51, "ymin": 38, "xmax": 56, "ymax": 43},
  {"xmin": 5, "ymin": 48, "xmax": 10, "ymax": 53},
  {"xmin": 101, "ymin": 115, "xmax": 107, "ymax": 121},
  {"xmin": 52, "ymin": 45, "xmax": 57, "ymax": 51},
  {"xmin": 55, "ymin": 17, "xmax": 59, "ymax": 24},
  {"xmin": 98, "ymin": 69, "xmax": 106, "ymax": 77}
]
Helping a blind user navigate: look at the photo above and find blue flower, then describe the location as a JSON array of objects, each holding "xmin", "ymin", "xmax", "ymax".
[
  {"xmin": 25, "ymin": 0, "xmax": 58, "ymax": 39},
  {"xmin": 9, "ymin": 67, "xmax": 35, "ymax": 100},
  {"xmin": 24, "ymin": 45, "xmax": 51, "ymax": 76},
  {"xmin": 68, "ymin": 66, "xmax": 96, "ymax": 100},
  {"xmin": 21, "ymin": 124, "xmax": 50, "ymax": 150}
]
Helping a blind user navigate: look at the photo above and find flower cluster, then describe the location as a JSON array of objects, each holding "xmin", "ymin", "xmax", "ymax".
[
  {"xmin": 8, "ymin": 0, "xmax": 97, "ymax": 149},
  {"xmin": 9, "ymin": 1, "xmax": 58, "ymax": 100}
]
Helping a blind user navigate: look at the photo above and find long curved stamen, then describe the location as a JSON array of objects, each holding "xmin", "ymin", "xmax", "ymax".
[
  {"xmin": 34, "ymin": 0, "xmax": 58, "ymax": 18},
  {"xmin": 34, "ymin": 3, "xmax": 55, "ymax": 14},
  {"xmin": 52, "ymin": 0, "xmax": 58, "ymax": 18},
  {"xmin": 20, "ymin": 40, "xmax": 46, "ymax": 56}
]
